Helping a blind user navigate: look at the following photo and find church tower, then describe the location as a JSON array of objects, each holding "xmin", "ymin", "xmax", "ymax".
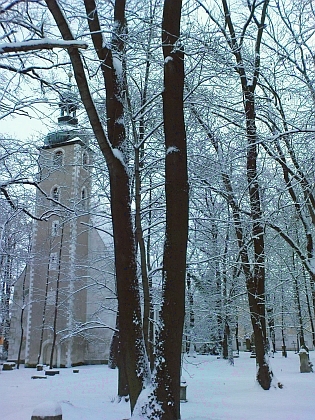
[
  {"xmin": 24, "ymin": 80, "xmax": 92, "ymax": 367},
  {"xmin": 8, "ymin": 77, "xmax": 116, "ymax": 367}
]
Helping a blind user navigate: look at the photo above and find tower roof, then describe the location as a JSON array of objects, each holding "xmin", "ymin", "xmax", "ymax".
[
  {"xmin": 43, "ymin": 72, "xmax": 88, "ymax": 148},
  {"xmin": 44, "ymin": 130, "xmax": 88, "ymax": 148}
]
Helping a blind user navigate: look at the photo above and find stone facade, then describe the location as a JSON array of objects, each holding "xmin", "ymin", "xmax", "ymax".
[{"xmin": 8, "ymin": 124, "xmax": 116, "ymax": 367}]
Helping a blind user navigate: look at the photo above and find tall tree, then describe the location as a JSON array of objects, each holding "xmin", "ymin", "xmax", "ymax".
[
  {"xmin": 44, "ymin": 0, "xmax": 150, "ymax": 412},
  {"xmin": 154, "ymin": 0, "xmax": 188, "ymax": 418},
  {"xmin": 198, "ymin": 0, "xmax": 273, "ymax": 389}
]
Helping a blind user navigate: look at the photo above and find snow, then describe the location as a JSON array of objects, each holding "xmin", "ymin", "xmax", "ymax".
[
  {"xmin": 0, "ymin": 38, "xmax": 88, "ymax": 53},
  {"xmin": 112, "ymin": 148, "xmax": 126, "ymax": 167},
  {"xmin": 166, "ymin": 146, "xmax": 179, "ymax": 155},
  {"xmin": 164, "ymin": 56, "xmax": 173, "ymax": 63},
  {"xmin": 1, "ymin": 352, "xmax": 315, "ymax": 419},
  {"xmin": 131, "ymin": 384, "xmax": 162, "ymax": 419},
  {"xmin": 112, "ymin": 55, "xmax": 123, "ymax": 79},
  {"xmin": 32, "ymin": 401, "xmax": 62, "ymax": 416}
]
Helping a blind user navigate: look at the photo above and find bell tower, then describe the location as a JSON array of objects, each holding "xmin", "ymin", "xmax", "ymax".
[{"xmin": 24, "ymin": 79, "xmax": 92, "ymax": 367}]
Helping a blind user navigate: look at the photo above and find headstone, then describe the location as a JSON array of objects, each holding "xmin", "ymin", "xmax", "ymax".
[
  {"xmin": 31, "ymin": 401, "xmax": 62, "ymax": 420},
  {"xmin": 45, "ymin": 370, "xmax": 60, "ymax": 376},
  {"xmin": 299, "ymin": 348, "xmax": 313, "ymax": 373},
  {"xmin": 180, "ymin": 377, "xmax": 187, "ymax": 403},
  {"xmin": 245, "ymin": 338, "xmax": 251, "ymax": 352},
  {"xmin": 3, "ymin": 362, "xmax": 16, "ymax": 370}
]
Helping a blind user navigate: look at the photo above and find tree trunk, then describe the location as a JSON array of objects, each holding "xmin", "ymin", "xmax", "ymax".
[
  {"xmin": 135, "ymin": 145, "xmax": 151, "ymax": 360},
  {"xmin": 108, "ymin": 311, "xmax": 120, "ymax": 370},
  {"xmin": 37, "ymin": 249, "xmax": 51, "ymax": 365},
  {"xmin": 303, "ymin": 269, "xmax": 315, "ymax": 348},
  {"xmin": 17, "ymin": 266, "xmax": 28, "ymax": 369},
  {"xmin": 109, "ymin": 156, "xmax": 149, "ymax": 410},
  {"xmin": 267, "ymin": 306, "xmax": 276, "ymax": 354},
  {"xmin": 235, "ymin": 322, "xmax": 240, "ymax": 355},
  {"xmin": 186, "ymin": 273, "xmax": 195, "ymax": 355},
  {"xmin": 153, "ymin": 1, "xmax": 188, "ymax": 418},
  {"xmin": 146, "ymin": 176, "xmax": 155, "ymax": 370},
  {"xmin": 292, "ymin": 266, "xmax": 306, "ymax": 349},
  {"xmin": 45, "ymin": 0, "xmax": 150, "ymax": 411},
  {"xmin": 108, "ymin": 313, "xmax": 129, "ymax": 399},
  {"xmin": 50, "ymin": 224, "xmax": 64, "ymax": 369},
  {"xmin": 244, "ymin": 90, "xmax": 272, "ymax": 390},
  {"xmin": 108, "ymin": 330, "xmax": 119, "ymax": 370},
  {"xmin": 0, "ymin": 249, "xmax": 14, "ymax": 360},
  {"xmin": 220, "ymin": 0, "xmax": 272, "ymax": 389},
  {"xmin": 83, "ymin": 0, "xmax": 151, "ymax": 409},
  {"xmin": 222, "ymin": 323, "xmax": 228, "ymax": 360}
]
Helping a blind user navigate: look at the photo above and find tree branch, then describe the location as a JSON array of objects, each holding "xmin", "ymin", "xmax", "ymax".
[{"xmin": 0, "ymin": 38, "xmax": 88, "ymax": 54}]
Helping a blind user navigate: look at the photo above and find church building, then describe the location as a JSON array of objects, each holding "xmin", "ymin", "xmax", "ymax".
[{"xmin": 8, "ymin": 84, "xmax": 116, "ymax": 367}]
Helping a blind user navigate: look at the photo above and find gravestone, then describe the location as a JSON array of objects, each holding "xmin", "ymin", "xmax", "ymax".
[
  {"xmin": 180, "ymin": 377, "xmax": 187, "ymax": 402},
  {"xmin": 2, "ymin": 362, "xmax": 16, "ymax": 370},
  {"xmin": 31, "ymin": 401, "xmax": 62, "ymax": 420},
  {"xmin": 45, "ymin": 370, "xmax": 60, "ymax": 376},
  {"xmin": 299, "ymin": 348, "xmax": 313, "ymax": 373}
]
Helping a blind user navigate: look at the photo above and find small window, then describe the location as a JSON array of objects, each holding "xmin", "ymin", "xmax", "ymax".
[
  {"xmin": 82, "ymin": 151, "xmax": 89, "ymax": 169},
  {"xmin": 81, "ymin": 187, "xmax": 87, "ymax": 209},
  {"xmin": 51, "ymin": 186, "xmax": 59, "ymax": 205},
  {"xmin": 52, "ymin": 220, "xmax": 60, "ymax": 236},
  {"xmin": 53, "ymin": 150, "xmax": 64, "ymax": 166},
  {"xmin": 49, "ymin": 252, "xmax": 58, "ymax": 270}
]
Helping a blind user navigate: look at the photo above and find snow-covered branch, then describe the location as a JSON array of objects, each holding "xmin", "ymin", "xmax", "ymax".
[{"xmin": 0, "ymin": 38, "xmax": 88, "ymax": 54}]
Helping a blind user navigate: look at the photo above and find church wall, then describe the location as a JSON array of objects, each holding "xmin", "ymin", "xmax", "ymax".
[
  {"xmin": 7, "ymin": 267, "xmax": 29, "ymax": 363},
  {"xmin": 8, "ymin": 132, "xmax": 116, "ymax": 367},
  {"xmin": 84, "ymin": 229, "xmax": 116, "ymax": 364}
]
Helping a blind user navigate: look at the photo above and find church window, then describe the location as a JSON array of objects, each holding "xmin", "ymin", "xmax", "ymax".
[
  {"xmin": 53, "ymin": 150, "xmax": 64, "ymax": 166},
  {"xmin": 81, "ymin": 187, "xmax": 87, "ymax": 209},
  {"xmin": 49, "ymin": 252, "xmax": 58, "ymax": 270},
  {"xmin": 52, "ymin": 220, "xmax": 60, "ymax": 236},
  {"xmin": 82, "ymin": 151, "xmax": 89, "ymax": 169},
  {"xmin": 51, "ymin": 186, "xmax": 60, "ymax": 206}
]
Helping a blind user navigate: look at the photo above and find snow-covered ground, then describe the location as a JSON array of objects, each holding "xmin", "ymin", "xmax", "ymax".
[{"xmin": 1, "ymin": 351, "xmax": 314, "ymax": 419}]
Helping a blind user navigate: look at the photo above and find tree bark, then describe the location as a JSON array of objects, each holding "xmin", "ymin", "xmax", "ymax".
[
  {"xmin": 244, "ymin": 90, "xmax": 272, "ymax": 389},
  {"xmin": 220, "ymin": 0, "xmax": 272, "ymax": 389},
  {"xmin": 153, "ymin": 1, "xmax": 188, "ymax": 418},
  {"xmin": 50, "ymin": 224, "xmax": 64, "ymax": 369},
  {"xmin": 17, "ymin": 266, "xmax": 28, "ymax": 369},
  {"xmin": 37, "ymin": 246, "xmax": 51, "ymax": 365},
  {"xmin": 45, "ymin": 0, "xmax": 150, "ymax": 411}
]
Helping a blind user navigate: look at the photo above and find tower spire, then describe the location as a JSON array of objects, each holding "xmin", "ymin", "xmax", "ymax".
[{"xmin": 58, "ymin": 71, "xmax": 78, "ymax": 126}]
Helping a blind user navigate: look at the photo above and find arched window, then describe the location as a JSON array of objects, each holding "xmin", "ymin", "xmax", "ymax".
[
  {"xmin": 52, "ymin": 220, "xmax": 60, "ymax": 236},
  {"xmin": 53, "ymin": 150, "xmax": 64, "ymax": 166},
  {"xmin": 82, "ymin": 151, "xmax": 89, "ymax": 169},
  {"xmin": 81, "ymin": 187, "xmax": 87, "ymax": 209},
  {"xmin": 51, "ymin": 186, "xmax": 60, "ymax": 206},
  {"xmin": 49, "ymin": 252, "xmax": 58, "ymax": 270}
]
